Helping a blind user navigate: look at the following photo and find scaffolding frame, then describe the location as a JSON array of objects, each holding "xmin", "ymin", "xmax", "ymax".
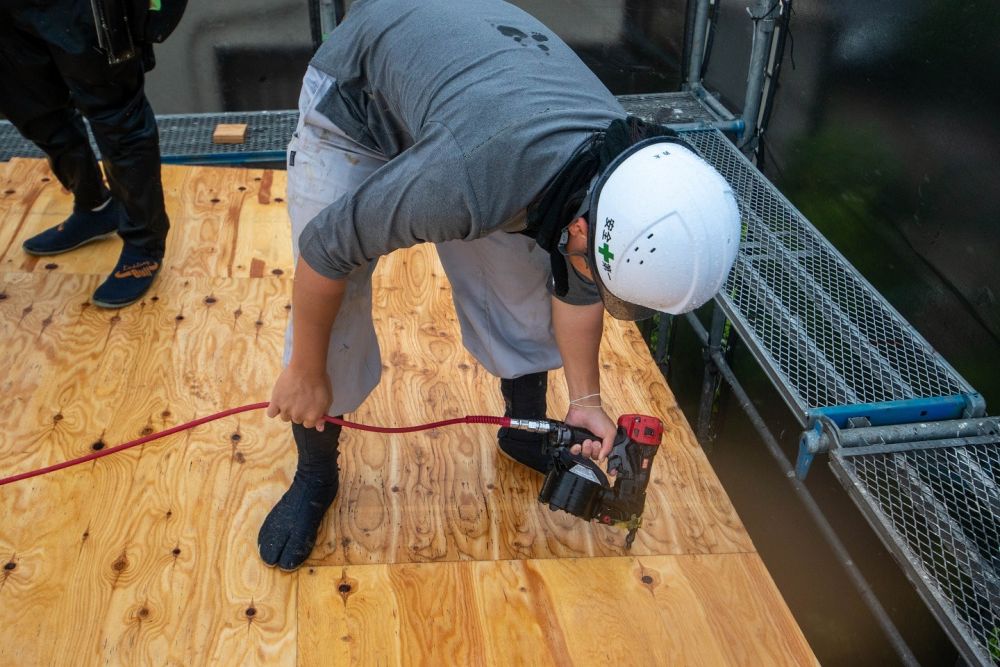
[{"xmin": 676, "ymin": 2, "xmax": 998, "ymax": 664}]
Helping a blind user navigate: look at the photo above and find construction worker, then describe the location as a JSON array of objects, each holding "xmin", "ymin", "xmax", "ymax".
[
  {"xmin": 0, "ymin": 0, "xmax": 175, "ymax": 308},
  {"xmin": 261, "ymin": 0, "xmax": 741, "ymax": 571}
]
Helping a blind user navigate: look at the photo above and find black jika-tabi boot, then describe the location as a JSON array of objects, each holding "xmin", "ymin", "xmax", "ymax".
[
  {"xmin": 497, "ymin": 371, "xmax": 552, "ymax": 473},
  {"xmin": 258, "ymin": 421, "xmax": 342, "ymax": 571}
]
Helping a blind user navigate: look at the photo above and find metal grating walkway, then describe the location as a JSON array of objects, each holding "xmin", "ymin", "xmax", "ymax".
[
  {"xmin": 832, "ymin": 438, "xmax": 1000, "ymax": 666},
  {"xmin": 681, "ymin": 128, "xmax": 977, "ymax": 426},
  {"xmin": 1, "ymin": 111, "xmax": 299, "ymax": 165},
  {"xmin": 681, "ymin": 126, "xmax": 997, "ymax": 665},
  {"xmin": 618, "ymin": 91, "xmax": 719, "ymax": 124},
  {"xmin": 0, "ymin": 92, "xmax": 719, "ymax": 165}
]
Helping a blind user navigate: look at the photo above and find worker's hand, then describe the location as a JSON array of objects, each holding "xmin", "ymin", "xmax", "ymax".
[
  {"xmin": 565, "ymin": 406, "xmax": 617, "ymax": 471},
  {"xmin": 267, "ymin": 365, "xmax": 333, "ymax": 431}
]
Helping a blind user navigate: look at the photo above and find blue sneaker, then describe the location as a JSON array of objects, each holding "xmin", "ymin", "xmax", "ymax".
[
  {"xmin": 22, "ymin": 200, "xmax": 124, "ymax": 256},
  {"xmin": 92, "ymin": 243, "xmax": 163, "ymax": 309}
]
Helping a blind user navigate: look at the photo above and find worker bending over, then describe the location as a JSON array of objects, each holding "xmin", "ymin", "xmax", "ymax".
[{"xmin": 263, "ymin": 0, "xmax": 741, "ymax": 570}]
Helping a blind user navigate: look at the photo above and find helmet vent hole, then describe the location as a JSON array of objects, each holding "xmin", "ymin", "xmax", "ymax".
[
  {"xmin": 649, "ymin": 247, "xmax": 656, "ymax": 253},
  {"xmin": 647, "ymin": 234, "xmax": 654, "ymax": 239},
  {"xmin": 639, "ymin": 260, "xmax": 644, "ymax": 265}
]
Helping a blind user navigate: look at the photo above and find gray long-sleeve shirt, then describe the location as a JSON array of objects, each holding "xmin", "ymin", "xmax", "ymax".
[{"xmin": 298, "ymin": 0, "xmax": 624, "ymax": 290}]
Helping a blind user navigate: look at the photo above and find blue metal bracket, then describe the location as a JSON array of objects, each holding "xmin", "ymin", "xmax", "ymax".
[
  {"xmin": 810, "ymin": 395, "xmax": 971, "ymax": 429},
  {"xmin": 666, "ymin": 119, "xmax": 745, "ymax": 135},
  {"xmin": 794, "ymin": 394, "xmax": 977, "ymax": 479},
  {"xmin": 796, "ymin": 421, "xmax": 824, "ymax": 480}
]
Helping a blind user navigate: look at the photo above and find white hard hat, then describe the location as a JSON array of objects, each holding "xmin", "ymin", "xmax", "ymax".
[{"xmin": 586, "ymin": 137, "xmax": 741, "ymax": 320}]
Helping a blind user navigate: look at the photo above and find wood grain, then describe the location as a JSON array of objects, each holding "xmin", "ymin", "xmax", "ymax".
[
  {"xmin": 0, "ymin": 273, "xmax": 296, "ymax": 665},
  {"xmin": 0, "ymin": 159, "xmax": 811, "ymax": 665},
  {"xmin": 298, "ymin": 554, "xmax": 817, "ymax": 667},
  {"xmin": 0, "ymin": 159, "xmax": 293, "ymax": 279},
  {"xmin": 312, "ymin": 242, "xmax": 752, "ymax": 565},
  {"xmin": 0, "ymin": 158, "xmax": 64, "ymax": 272}
]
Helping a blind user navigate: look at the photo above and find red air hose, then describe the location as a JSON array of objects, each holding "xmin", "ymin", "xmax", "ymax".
[{"xmin": 0, "ymin": 402, "xmax": 510, "ymax": 487}]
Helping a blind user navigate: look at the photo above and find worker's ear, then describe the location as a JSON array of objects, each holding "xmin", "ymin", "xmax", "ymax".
[{"xmin": 567, "ymin": 216, "xmax": 588, "ymax": 239}]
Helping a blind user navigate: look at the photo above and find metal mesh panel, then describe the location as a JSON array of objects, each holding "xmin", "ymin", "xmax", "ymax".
[
  {"xmin": 0, "ymin": 122, "xmax": 45, "ymax": 161},
  {"xmin": 3, "ymin": 93, "xmax": 711, "ymax": 163},
  {"xmin": 834, "ymin": 442, "xmax": 1000, "ymax": 665},
  {"xmin": 154, "ymin": 111, "xmax": 297, "ymax": 157},
  {"xmin": 618, "ymin": 91, "xmax": 718, "ymax": 125},
  {"xmin": 682, "ymin": 129, "xmax": 969, "ymax": 414},
  {"xmin": 2, "ymin": 111, "xmax": 297, "ymax": 163}
]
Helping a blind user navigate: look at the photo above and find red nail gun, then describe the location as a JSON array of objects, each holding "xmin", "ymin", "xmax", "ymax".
[{"xmin": 509, "ymin": 414, "xmax": 664, "ymax": 548}]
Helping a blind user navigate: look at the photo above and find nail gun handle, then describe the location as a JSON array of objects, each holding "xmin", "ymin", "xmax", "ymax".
[{"xmin": 548, "ymin": 423, "xmax": 601, "ymax": 448}]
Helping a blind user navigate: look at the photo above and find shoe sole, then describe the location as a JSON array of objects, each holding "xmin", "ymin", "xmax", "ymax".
[
  {"xmin": 22, "ymin": 231, "xmax": 118, "ymax": 257},
  {"xmin": 92, "ymin": 271, "xmax": 161, "ymax": 309},
  {"xmin": 91, "ymin": 294, "xmax": 147, "ymax": 309},
  {"xmin": 92, "ymin": 280, "xmax": 159, "ymax": 309}
]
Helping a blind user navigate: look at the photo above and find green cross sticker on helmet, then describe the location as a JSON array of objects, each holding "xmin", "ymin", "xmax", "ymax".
[
  {"xmin": 586, "ymin": 136, "xmax": 742, "ymax": 321},
  {"xmin": 598, "ymin": 243, "xmax": 614, "ymax": 263}
]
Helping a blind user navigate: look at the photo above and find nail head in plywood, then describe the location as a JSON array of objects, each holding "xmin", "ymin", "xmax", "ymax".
[{"xmin": 212, "ymin": 123, "xmax": 248, "ymax": 145}]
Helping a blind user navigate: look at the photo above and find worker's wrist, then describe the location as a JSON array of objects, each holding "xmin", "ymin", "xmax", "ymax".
[
  {"xmin": 287, "ymin": 357, "xmax": 328, "ymax": 377},
  {"xmin": 568, "ymin": 392, "xmax": 602, "ymax": 409}
]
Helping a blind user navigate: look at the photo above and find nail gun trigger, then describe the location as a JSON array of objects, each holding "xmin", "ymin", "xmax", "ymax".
[
  {"xmin": 607, "ymin": 444, "xmax": 631, "ymax": 478},
  {"xmin": 607, "ymin": 452, "xmax": 622, "ymax": 476}
]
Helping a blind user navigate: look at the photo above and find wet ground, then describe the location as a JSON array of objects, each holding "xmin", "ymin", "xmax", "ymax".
[{"xmin": 138, "ymin": 0, "xmax": 1000, "ymax": 664}]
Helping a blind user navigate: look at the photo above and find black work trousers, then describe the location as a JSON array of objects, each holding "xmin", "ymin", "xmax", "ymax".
[{"xmin": 0, "ymin": 2, "xmax": 169, "ymax": 254}]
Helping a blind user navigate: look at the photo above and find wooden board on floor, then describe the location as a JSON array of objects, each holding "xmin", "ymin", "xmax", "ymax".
[
  {"xmin": 0, "ymin": 159, "xmax": 813, "ymax": 665},
  {"xmin": 213, "ymin": 123, "xmax": 248, "ymax": 145},
  {"xmin": 298, "ymin": 554, "xmax": 817, "ymax": 666},
  {"xmin": 0, "ymin": 272, "xmax": 295, "ymax": 665},
  {"xmin": 316, "ymin": 245, "xmax": 752, "ymax": 565},
  {"xmin": 0, "ymin": 159, "xmax": 293, "ymax": 279}
]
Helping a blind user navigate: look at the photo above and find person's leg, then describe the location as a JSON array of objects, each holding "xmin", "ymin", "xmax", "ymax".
[
  {"xmin": 258, "ymin": 67, "xmax": 389, "ymax": 570},
  {"xmin": 51, "ymin": 43, "xmax": 168, "ymax": 255},
  {"xmin": 43, "ymin": 6, "xmax": 167, "ymax": 306},
  {"xmin": 0, "ymin": 16, "xmax": 123, "ymax": 254},
  {"xmin": 435, "ymin": 232, "xmax": 562, "ymax": 472}
]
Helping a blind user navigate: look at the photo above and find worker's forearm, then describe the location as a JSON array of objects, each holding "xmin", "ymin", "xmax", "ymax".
[
  {"xmin": 288, "ymin": 258, "xmax": 347, "ymax": 373},
  {"xmin": 552, "ymin": 298, "xmax": 604, "ymax": 399}
]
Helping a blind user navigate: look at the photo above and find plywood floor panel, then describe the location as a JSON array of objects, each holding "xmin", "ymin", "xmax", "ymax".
[
  {"xmin": 1, "ymin": 274, "xmax": 158, "ymax": 665},
  {"xmin": 0, "ymin": 159, "xmax": 812, "ymax": 665},
  {"xmin": 0, "ymin": 272, "xmax": 296, "ymax": 665},
  {"xmin": 310, "ymin": 244, "xmax": 752, "ymax": 565},
  {"xmin": 0, "ymin": 159, "xmax": 292, "ymax": 280},
  {"xmin": 298, "ymin": 554, "xmax": 817, "ymax": 667}
]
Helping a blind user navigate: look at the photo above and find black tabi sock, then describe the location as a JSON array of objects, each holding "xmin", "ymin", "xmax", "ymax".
[{"xmin": 258, "ymin": 421, "xmax": 341, "ymax": 571}]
